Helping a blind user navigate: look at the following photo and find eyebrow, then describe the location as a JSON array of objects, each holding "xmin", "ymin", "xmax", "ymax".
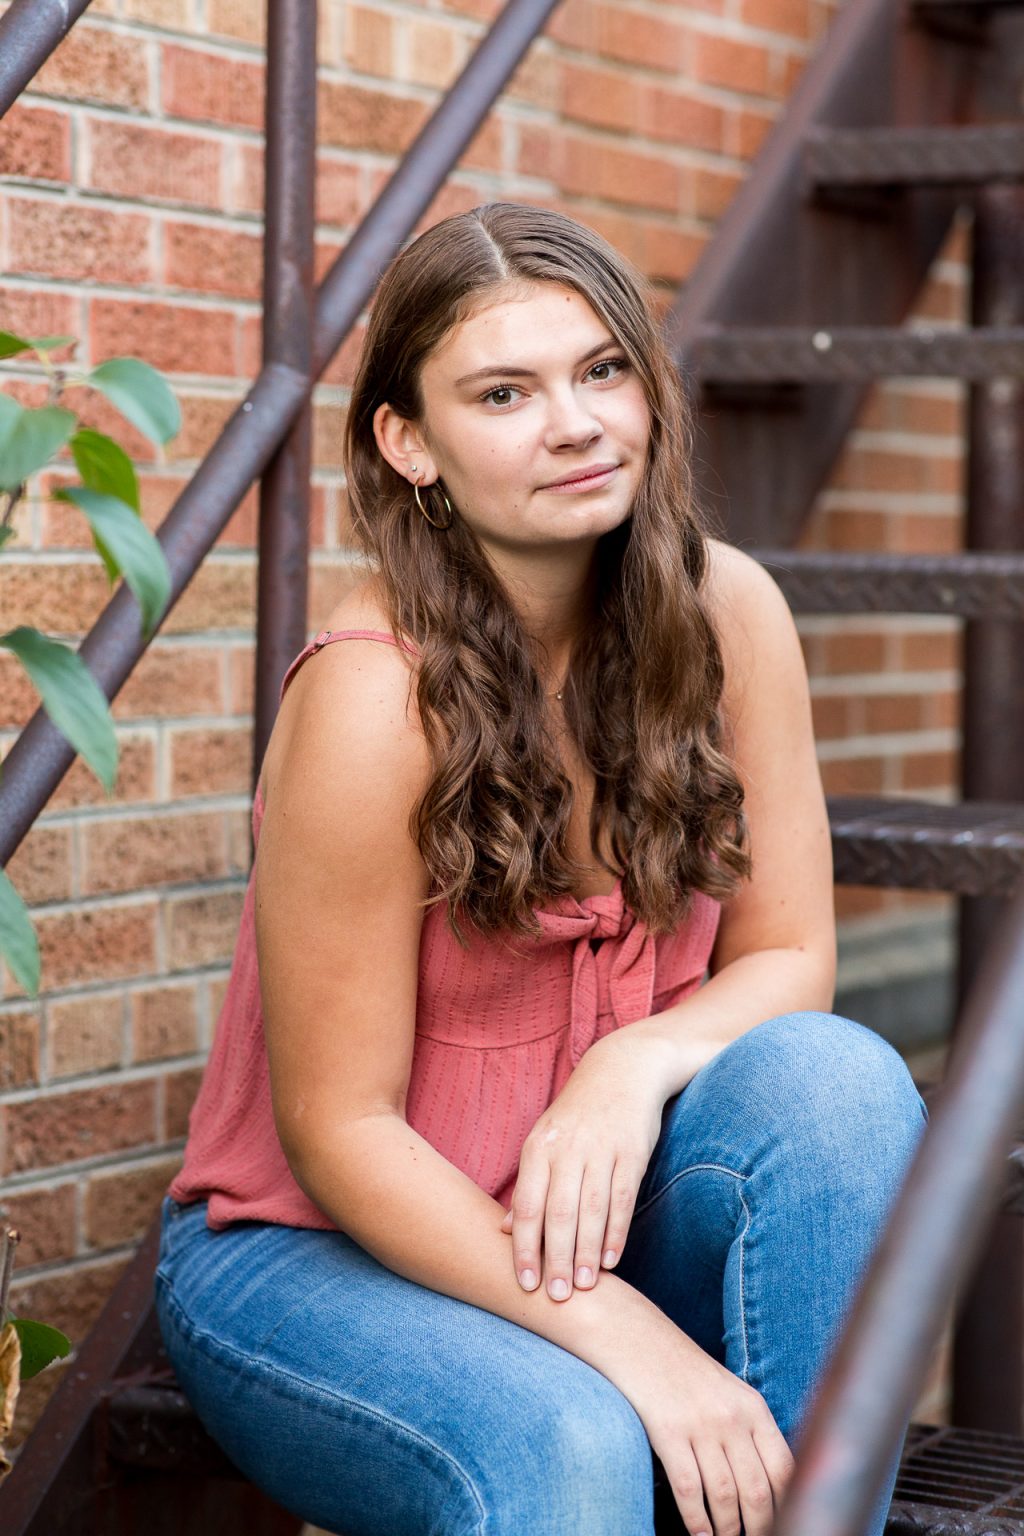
[{"xmin": 453, "ymin": 336, "xmax": 620, "ymax": 388}]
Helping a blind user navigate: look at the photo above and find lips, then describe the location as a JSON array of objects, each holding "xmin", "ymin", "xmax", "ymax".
[{"xmin": 542, "ymin": 462, "xmax": 620, "ymax": 489}]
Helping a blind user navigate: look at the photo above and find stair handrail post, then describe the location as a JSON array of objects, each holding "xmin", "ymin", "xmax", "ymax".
[
  {"xmin": 251, "ymin": 0, "xmax": 318, "ymax": 800},
  {"xmin": 0, "ymin": 0, "xmax": 95, "ymax": 119},
  {"xmin": 775, "ymin": 884, "xmax": 1024, "ymax": 1536}
]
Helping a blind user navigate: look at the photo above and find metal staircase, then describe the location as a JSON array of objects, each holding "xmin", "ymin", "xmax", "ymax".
[{"xmin": 2, "ymin": 0, "xmax": 1024, "ymax": 1531}]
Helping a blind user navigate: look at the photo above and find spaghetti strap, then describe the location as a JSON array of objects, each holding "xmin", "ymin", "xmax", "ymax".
[{"xmin": 278, "ymin": 627, "xmax": 421, "ymax": 706}]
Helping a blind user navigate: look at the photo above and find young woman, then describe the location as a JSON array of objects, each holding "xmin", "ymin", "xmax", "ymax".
[{"xmin": 156, "ymin": 201, "xmax": 927, "ymax": 1536}]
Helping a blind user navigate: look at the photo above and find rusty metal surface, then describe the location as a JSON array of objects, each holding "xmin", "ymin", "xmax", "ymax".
[
  {"xmin": 889, "ymin": 1423, "xmax": 1024, "ymax": 1527},
  {"xmin": 775, "ymin": 882, "xmax": 1024, "ymax": 1536},
  {"xmin": 0, "ymin": 0, "xmax": 95, "ymax": 119},
  {"xmin": 0, "ymin": 0, "xmax": 562, "ymax": 869},
  {"xmin": 829, "ymin": 797, "xmax": 1024, "ymax": 896},
  {"xmin": 805, "ymin": 125, "xmax": 1024, "ymax": 188},
  {"xmin": 955, "ymin": 181, "xmax": 1024, "ymax": 1436},
  {"xmin": 252, "ymin": 0, "xmax": 317, "ymax": 799},
  {"xmin": 754, "ymin": 549, "xmax": 1024, "ymax": 617},
  {"xmin": 693, "ymin": 325, "xmax": 1024, "ymax": 383}
]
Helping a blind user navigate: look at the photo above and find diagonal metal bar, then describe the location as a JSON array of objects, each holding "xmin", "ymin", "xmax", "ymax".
[
  {"xmin": 0, "ymin": 0, "xmax": 562, "ymax": 867},
  {"xmin": 775, "ymin": 886, "xmax": 1024, "ymax": 1536},
  {"xmin": 0, "ymin": 0, "xmax": 95, "ymax": 119}
]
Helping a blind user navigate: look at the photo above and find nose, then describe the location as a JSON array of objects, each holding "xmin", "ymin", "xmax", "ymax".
[{"xmin": 543, "ymin": 383, "xmax": 603, "ymax": 452}]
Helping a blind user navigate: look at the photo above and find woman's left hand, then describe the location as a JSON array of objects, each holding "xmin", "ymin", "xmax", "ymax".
[{"xmin": 499, "ymin": 1030, "xmax": 675, "ymax": 1301}]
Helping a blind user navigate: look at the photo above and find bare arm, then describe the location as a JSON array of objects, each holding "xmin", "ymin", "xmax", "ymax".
[{"xmin": 625, "ymin": 539, "xmax": 837, "ymax": 1095}]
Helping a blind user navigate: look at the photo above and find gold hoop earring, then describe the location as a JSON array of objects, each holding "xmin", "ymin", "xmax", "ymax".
[{"xmin": 413, "ymin": 477, "xmax": 454, "ymax": 531}]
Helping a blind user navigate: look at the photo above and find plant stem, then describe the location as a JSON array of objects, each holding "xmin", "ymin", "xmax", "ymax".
[{"xmin": 0, "ymin": 1226, "xmax": 20, "ymax": 1324}]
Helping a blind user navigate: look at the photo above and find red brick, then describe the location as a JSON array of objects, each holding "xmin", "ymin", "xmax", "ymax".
[
  {"xmin": 35, "ymin": 25, "xmax": 150, "ymax": 110},
  {"xmin": 693, "ymin": 33, "xmax": 772, "ymax": 94},
  {"xmin": 561, "ymin": 134, "xmax": 685, "ymax": 213},
  {"xmin": 124, "ymin": 0, "xmax": 191, "ymax": 22},
  {"xmin": 90, "ymin": 296, "xmax": 238, "ymax": 378},
  {"xmin": 111, "ymin": 645, "xmax": 223, "ymax": 720},
  {"xmin": 163, "ymin": 560, "xmax": 256, "ymax": 632},
  {"xmin": 0, "ymin": 1183, "xmax": 76, "ymax": 1268},
  {"xmin": 595, "ymin": 4, "xmax": 687, "ymax": 72},
  {"xmin": 207, "ymin": 0, "xmax": 266, "ymax": 44},
  {"xmin": 227, "ymin": 643, "xmax": 255, "ymax": 713},
  {"xmin": 639, "ymin": 221, "xmax": 706, "ymax": 283},
  {"xmin": 834, "ymin": 886, "xmax": 891, "ymax": 920},
  {"xmin": 165, "ymin": 889, "xmax": 244, "ymax": 969},
  {"xmin": 170, "ymin": 392, "xmax": 239, "ymax": 462},
  {"xmin": 345, "ymin": 3, "xmax": 396, "ymax": 76},
  {"xmin": 50, "ymin": 736, "xmax": 157, "ymax": 810},
  {"xmin": 164, "ymin": 219, "xmax": 262, "ymax": 300},
  {"xmin": 0, "ymin": 1008, "xmax": 41, "ymax": 1089},
  {"xmin": 317, "ymin": 156, "xmax": 364, "ymax": 226},
  {"xmin": 161, "ymin": 43, "xmax": 265, "ymax": 130},
  {"xmin": 694, "ymin": 164, "xmax": 743, "ymax": 220},
  {"xmin": 84, "ymin": 1156, "xmax": 182, "ymax": 1248},
  {"xmin": 84, "ymin": 118, "xmax": 225, "ymax": 209},
  {"xmin": 5, "ymin": 824, "xmax": 73, "ymax": 906},
  {"xmin": 810, "ymin": 693, "xmax": 851, "ymax": 740},
  {"xmin": 132, "ymin": 983, "xmax": 199, "ymax": 1062},
  {"xmin": 561, "ymin": 61, "xmax": 638, "ymax": 133},
  {"xmin": 318, "ymin": 79, "xmax": 427, "ymax": 154},
  {"xmin": 8, "ymin": 1255, "xmax": 132, "ymax": 1350},
  {"xmin": 505, "ymin": 47, "xmax": 559, "ymax": 112},
  {"xmin": 407, "ymin": 17, "xmax": 465, "ymax": 88},
  {"xmin": 819, "ymin": 755, "xmax": 887, "ymax": 794},
  {"xmin": 0, "ymin": 288, "xmax": 77, "ymax": 355},
  {"xmin": 48, "ymin": 993, "xmax": 124, "ymax": 1079},
  {"xmin": 863, "ymin": 692, "xmax": 926, "ymax": 734},
  {"xmin": 900, "ymin": 749, "xmax": 958, "ymax": 792},
  {"xmin": 733, "ymin": 105, "xmax": 776, "ymax": 159},
  {"xmin": 169, "ymin": 726, "xmax": 252, "ymax": 797},
  {"xmin": 164, "ymin": 1065, "xmax": 205, "ymax": 1139},
  {"xmin": 226, "ymin": 806, "xmax": 253, "ymax": 872},
  {"xmin": 739, "ymin": 0, "xmax": 813, "ymax": 38},
  {"xmin": 0, "ymin": 103, "xmax": 71, "ymax": 181},
  {"xmin": 5, "ymin": 197, "xmax": 152, "ymax": 286},
  {"xmin": 20, "ymin": 901, "xmax": 160, "ymax": 995},
  {"xmin": 820, "ymin": 629, "xmax": 888, "ymax": 675},
  {"xmin": 897, "ymin": 629, "xmax": 961, "ymax": 672},
  {"xmin": 309, "ymin": 562, "xmax": 365, "ymax": 629},
  {"xmin": 82, "ymin": 810, "xmax": 229, "ymax": 896},
  {"xmin": 3, "ymin": 1078, "xmax": 157, "ymax": 1174},
  {"xmin": 461, "ymin": 112, "xmax": 504, "ymax": 173},
  {"xmin": 0, "ymin": 560, "xmax": 111, "ymax": 636},
  {"xmin": 640, "ymin": 85, "xmax": 725, "ymax": 151}
]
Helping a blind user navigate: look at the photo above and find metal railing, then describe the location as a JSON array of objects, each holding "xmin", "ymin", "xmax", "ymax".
[{"xmin": 2, "ymin": 2, "xmax": 1024, "ymax": 1534}]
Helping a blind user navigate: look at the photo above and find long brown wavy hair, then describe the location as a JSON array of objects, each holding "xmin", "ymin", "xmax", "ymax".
[{"xmin": 344, "ymin": 201, "xmax": 750, "ymax": 946}]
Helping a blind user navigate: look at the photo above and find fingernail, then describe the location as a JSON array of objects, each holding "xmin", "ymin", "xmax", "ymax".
[
  {"xmin": 549, "ymin": 1277, "xmax": 569, "ymax": 1300},
  {"xmin": 520, "ymin": 1268, "xmax": 537, "ymax": 1289},
  {"xmin": 576, "ymin": 1265, "xmax": 594, "ymax": 1286},
  {"xmin": 603, "ymin": 1248, "xmax": 617, "ymax": 1266}
]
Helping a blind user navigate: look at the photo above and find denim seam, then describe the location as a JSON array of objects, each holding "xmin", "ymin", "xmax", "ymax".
[
  {"xmin": 633, "ymin": 1161, "xmax": 752, "ymax": 1383},
  {"xmin": 157, "ymin": 1280, "xmax": 488, "ymax": 1531}
]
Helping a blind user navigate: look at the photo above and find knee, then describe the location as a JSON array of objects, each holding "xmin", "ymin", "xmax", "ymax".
[{"xmin": 716, "ymin": 1011, "xmax": 927, "ymax": 1181}]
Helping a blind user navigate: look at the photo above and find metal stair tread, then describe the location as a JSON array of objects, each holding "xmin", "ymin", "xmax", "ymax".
[
  {"xmin": 691, "ymin": 325, "xmax": 1024, "ymax": 383},
  {"xmin": 828, "ymin": 796, "xmax": 1024, "ymax": 896},
  {"xmin": 750, "ymin": 548, "xmax": 1024, "ymax": 618},
  {"xmin": 804, "ymin": 124, "xmax": 1024, "ymax": 187}
]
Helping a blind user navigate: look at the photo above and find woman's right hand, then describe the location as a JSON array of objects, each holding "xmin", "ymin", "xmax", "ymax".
[{"xmin": 622, "ymin": 1323, "xmax": 795, "ymax": 1536}]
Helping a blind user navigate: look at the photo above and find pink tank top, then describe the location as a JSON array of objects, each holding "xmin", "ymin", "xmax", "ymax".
[{"xmin": 168, "ymin": 628, "xmax": 722, "ymax": 1229}]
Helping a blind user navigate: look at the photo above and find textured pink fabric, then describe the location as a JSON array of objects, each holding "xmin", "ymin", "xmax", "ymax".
[{"xmin": 168, "ymin": 629, "xmax": 721, "ymax": 1231}]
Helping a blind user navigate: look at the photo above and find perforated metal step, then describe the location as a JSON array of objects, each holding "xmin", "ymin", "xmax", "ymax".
[
  {"xmin": 889, "ymin": 1423, "xmax": 1024, "ymax": 1532},
  {"xmin": 805, "ymin": 125, "xmax": 1024, "ymax": 189},
  {"xmin": 691, "ymin": 325, "xmax": 1024, "ymax": 385},
  {"xmin": 829, "ymin": 797, "xmax": 1024, "ymax": 896},
  {"xmin": 752, "ymin": 549, "xmax": 1024, "ymax": 619}
]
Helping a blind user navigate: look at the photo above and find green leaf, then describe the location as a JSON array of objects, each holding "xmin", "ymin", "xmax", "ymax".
[
  {"xmin": 0, "ymin": 626, "xmax": 117, "ymax": 793},
  {"xmin": 0, "ymin": 864, "xmax": 40, "ymax": 997},
  {"xmin": 10, "ymin": 1317, "xmax": 72, "ymax": 1379},
  {"xmin": 58, "ymin": 489, "xmax": 170, "ymax": 638},
  {"xmin": 71, "ymin": 428, "xmax": 140, "ymax": 511},
  {"xmin": 0, "ymin": 405, "xmax": 77, "ymax": 493},
  {"xmin": 30, "ymin": 335, "xmax": 75, "ymax": 354},
  {"xmin": 0, "ymin": 332, "xmax": 33, "ymax": 361},
  {"xmin": 87, "ymin": 359, "xmax": 180, "ymax": 446},
  {"xmin": 0, "ymin": 524, "xmax": 16, "ymax": 551}
]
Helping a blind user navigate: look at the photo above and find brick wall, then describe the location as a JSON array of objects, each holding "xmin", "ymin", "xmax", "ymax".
[{"xmin": 1, "ymin": 0, "xmax": 962, "ymax": 1442}]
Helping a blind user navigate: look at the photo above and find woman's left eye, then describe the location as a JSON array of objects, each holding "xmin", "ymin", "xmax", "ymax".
[{"xmin": 479, "ymin": 357, "xmax": 628, "ymax": 409}]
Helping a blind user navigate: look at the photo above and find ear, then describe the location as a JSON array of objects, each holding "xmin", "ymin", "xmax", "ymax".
[{"xmin": 372, "ymin": 401, "xmax": 439, "ymax": 487}]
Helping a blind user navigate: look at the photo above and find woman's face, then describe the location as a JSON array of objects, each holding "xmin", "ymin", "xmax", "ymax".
[{"xmin": 374, "ymin": 280, "xmax": 652, "ymax": 569}]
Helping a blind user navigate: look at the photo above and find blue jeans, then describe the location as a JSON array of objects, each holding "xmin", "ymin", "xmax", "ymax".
[{"xmin": 154, "ymin": 1011, "xmax": 928, "ymax": 1536}]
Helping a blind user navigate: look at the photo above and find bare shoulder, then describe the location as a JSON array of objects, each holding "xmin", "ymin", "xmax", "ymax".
[
  {"xmin": 701, "ymin": 537, "xmax": 806, "ymax": 716},
  {"xmin": 260, "ymin": 572, "xmax": 426, "ymax": 808}
]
